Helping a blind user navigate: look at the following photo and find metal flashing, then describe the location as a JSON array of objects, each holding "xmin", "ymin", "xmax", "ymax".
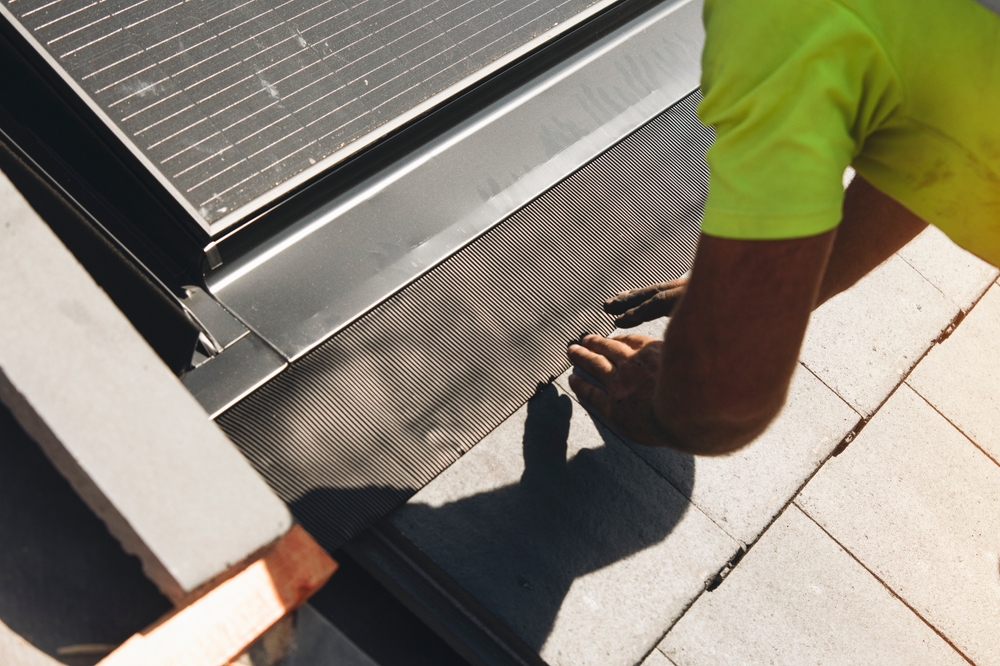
[
  {"xmin": 208, "ymin": 0, "xmax": 704, "ymax": 360},
  {"xmin": 216, "ymin": 90, "xmax": 711, "ymax": 549}
]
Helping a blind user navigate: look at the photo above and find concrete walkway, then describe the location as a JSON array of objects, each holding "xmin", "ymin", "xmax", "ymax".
[
  {"xmin": 651, "ymin": 227, "xmax": 1000, "ymax": 666},
  {"xmin": 394, "ymin": 225, "xmax": 1000, "ymax": 666}
]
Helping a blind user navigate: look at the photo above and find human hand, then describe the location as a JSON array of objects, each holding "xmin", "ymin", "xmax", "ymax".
[
  {"xmin": 603, "ymin": 277, "xmax": 688, "ymax": 328},
  {"xmin": 566, "ymin": 334, "xmax": 670, "ymax": 447}
]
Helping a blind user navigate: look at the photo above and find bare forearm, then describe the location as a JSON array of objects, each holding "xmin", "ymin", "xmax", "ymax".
[
  {"xmin": 651, "ymin": 232, "xmax": 835, "ymax": 456},
  {"xmin": 651, "ymin": 179, "xmax": 925, "ymax": 454},
  {"xmin": 572, "ymin": 181, "xmax": 924, "ymax": 456},
  {"xmin": 816, "ymin": 176, "xmax": 927, "ymax": 307}
]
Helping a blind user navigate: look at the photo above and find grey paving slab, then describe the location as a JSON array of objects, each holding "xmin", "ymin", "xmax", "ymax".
[
  {"xmin": 898, "ymin": 226, "xmax": 999, "ymax": 312},
  {"xmin": 557, "ymin": 319, "xmax": 859, "ymax": 546},
  {"xmin": 0, "ymin": 172, "xmax": 291, "ymax": 601},
  {"xmin": 796, "ymin": 384, "xmax": 1000, "ymax": 665},
  {"xmin": 658, "ymin": 506, "xmax": 968, "ymax": 666},
  {"xmin": 390, "ymin": 384, "xmax": 739, "ymax": 666},
  {"xmin": 639, "ymin": 649, "xmax": 675, "ymax": 666},
  {"xmin": 800, "ymin": 254, "xmax": 957, "ymax": 417},
  {"xmin": 609, "ymin": 364, "xmax": 858, "ymax": 546},
  {"xmin": 907, "ymin": 284, "xmax": 1000, "ymax": 462}
]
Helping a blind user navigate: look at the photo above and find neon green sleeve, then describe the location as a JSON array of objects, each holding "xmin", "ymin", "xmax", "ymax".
[{"xmin": 697, "ymin": 0, "xmax": 903, "ymax": 240}]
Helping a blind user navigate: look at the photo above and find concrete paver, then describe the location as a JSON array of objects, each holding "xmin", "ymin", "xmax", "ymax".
[
  {"xmin": 800, "ymin": 254, "xmax": 957, "ymax": 417},
  {"xmin": 613, "ymin": 364, "xmax": 858, "ymax": 546},
  {"xmin": 390, "ymin": 384, "xmax": 738, "ymax": 666},
  {"xmin": 639, "ymin": 649, "xmax": 675, "ymax": 666},
  {"xmin": 907, "ymin": 284, "xmax": 1000, "ymax": 463},
  {"xmin": 898, "ymin": 226, "xmax": 999, "ymax": 312},
  {"xmin": 796, "ymin": 384, "xmax": 1000, "ymax": 666},
  {"xmin": 559, "ymin": 318, "xmax": 858, "ymax": 547},
  {"xmin": 657, "ymin": 505, "xmax": 968, "ymax": 666}
]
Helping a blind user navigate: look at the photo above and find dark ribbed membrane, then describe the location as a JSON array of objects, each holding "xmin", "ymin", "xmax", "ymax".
[{"xmin": 217, "ymin": 91, "xmax": 712, "ymax": 551}]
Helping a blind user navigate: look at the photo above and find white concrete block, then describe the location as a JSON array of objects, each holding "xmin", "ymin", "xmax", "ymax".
[
  {"xmin": 391, "ymin": 384, "xmax": 738, "ymax": 666},
  {"xmin": 800, "ymin": 254, "xmax": 957, "ymax": 417},
  {"xmin": 618, "ymin": 364, "xmax": 858, "ymax": 545},
  {"xmin": 659, "ymin": 506, "xmax": 967, "ymax": 666},
  {"xmin": 796, "ymin": 385, "xmax": 1000, "ymax": 665},
  {"xmin": 898, "ymin": 226, "xmax": 999, "ymax": 312},
  {"xmin": 907, "ymin": 284, "xmax": 1000, "ymax": 462},
  {"xmin": 0, "ymin": 173, "xmax": 292, "ymax": 601}
]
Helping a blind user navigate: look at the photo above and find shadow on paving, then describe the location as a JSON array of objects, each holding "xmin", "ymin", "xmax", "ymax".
[
  {"xmin": 296, "ymin": 384, "xmax": 695, "ymax": 655},
  {"xmin": 0, "ymin": 403, "xmax": 171, "ymax": 666}
]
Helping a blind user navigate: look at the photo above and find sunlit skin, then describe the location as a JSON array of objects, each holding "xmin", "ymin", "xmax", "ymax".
[{"xmin": 567, "ymin": 176, "xmax": 929, "ymax": 456}]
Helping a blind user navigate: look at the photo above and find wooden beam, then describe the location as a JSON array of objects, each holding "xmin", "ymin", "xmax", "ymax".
[{"xmin": 98, "ymin": 526, "xmax": 337, "ymax": 666}]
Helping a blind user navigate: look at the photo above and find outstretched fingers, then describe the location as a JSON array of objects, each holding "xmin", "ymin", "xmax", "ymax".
[
  {"xmin": 603, "ymin": 283, "xmax": 665, "ymax": 315},
  {"xmin": 567, "ymin": 342, "xmax": 614, "ymax": 380},
  {"xmin": 613, "ymin": 287, "xmax": 684, "ymax": 328},
  {"xmin": 575, "ymin": 334, "xmax": 636, "ymax": 363}
]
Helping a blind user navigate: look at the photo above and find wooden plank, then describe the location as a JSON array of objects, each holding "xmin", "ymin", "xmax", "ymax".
[{"xmin": 98, "ymin": 525, "xmax": 336, "ymax": 666}]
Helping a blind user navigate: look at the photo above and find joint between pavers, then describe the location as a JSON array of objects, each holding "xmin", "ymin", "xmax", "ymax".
[
  {"xmin": 933, "ymin": 310, "xmax": 967, "ymax": 345},
  {"xmin": 648, "ymin": 502, "xmax": 805, "ymax": 662},
  {"xmin": 792, "ymin": 500, "xmax": 977, "ymax": 666},
  {"xmin": 704, "ymin": 543, "xmax": 748, "ymax": 592},
  {"xmin": 904, "ymin": 382, "xmax": 1000, "ymax": 470},
  {"xmin": 830, "ymin": 414, "xmax": 868, "ymax": 457},
  {"xmin": 570, "ymin": 393, "xmax": 748, "ymax": 548}
]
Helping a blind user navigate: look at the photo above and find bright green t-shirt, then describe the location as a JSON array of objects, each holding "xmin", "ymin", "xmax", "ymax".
[{"xmin": 697, "ymin": 0, "xmax": 1000, "ymax": 266}]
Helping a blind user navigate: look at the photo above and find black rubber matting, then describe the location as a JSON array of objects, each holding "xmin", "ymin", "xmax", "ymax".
[
  {"xmin": 2, "ymin": 0, "xmax": 603, "ymax": 225},
  {"xmin": 218, "ymin": 90, "xmax": 711, "ymax": 551}
]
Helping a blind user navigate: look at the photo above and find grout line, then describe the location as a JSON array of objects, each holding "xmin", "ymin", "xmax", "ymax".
[
  {"xmin": 892, "ymin": 246, "xmax": 999, "ymax": 316},
  {"xmin": 905, "ymin": 383, "xmax": 1000, "ymax": 469},
  {"xmin": 802, "ymin": 299, "xmax": 964, "ymax": 430},
  {"xmin": 895, "ymin": 250, "xmax": 966, "ymax": 312},
  {"xmin": 900, "ymin": 279, "xmax": 1000, "ymax": 470},
  {"xmin": 792, "ymin": 358, "xmax": 864, "ymax": 444},
  {"xmin": 794, "ymin": 503, "xmax": 977, "ymax": 666},
  {"xmin": 638, "ymin": 503, "xmax": 806, "ymax": 666},
  {"xmin": 801, "ymin": 249, "xmax": 1000, "ymax": 422},
  {"xmin": 559, "ymin": 372, "xmax": 743, "ymax": 544}
]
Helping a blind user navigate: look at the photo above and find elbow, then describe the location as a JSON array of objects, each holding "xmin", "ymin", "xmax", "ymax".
[{"xmin": 652, "ymin": 397, "xmax": 783, "ymax": 457}]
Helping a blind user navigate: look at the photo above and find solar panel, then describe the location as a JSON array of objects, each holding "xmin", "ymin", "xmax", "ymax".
[{"xmin": 2, "ymin": 0, "xmax": 609, "ymax": 232}]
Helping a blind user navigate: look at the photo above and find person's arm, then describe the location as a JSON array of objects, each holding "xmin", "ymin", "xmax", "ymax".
[{"xmin": 569, "ymin": 229, "xmax": 834, "ymax": 456}]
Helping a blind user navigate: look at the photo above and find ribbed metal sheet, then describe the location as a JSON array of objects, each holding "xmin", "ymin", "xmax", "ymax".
[
  {"xmin": 217, "ymin": 91, "xmax": 711, "ymax": 551},
  {"xmin": 1, "ymin": 0, "xmax": 609, "ymax": 231}
]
